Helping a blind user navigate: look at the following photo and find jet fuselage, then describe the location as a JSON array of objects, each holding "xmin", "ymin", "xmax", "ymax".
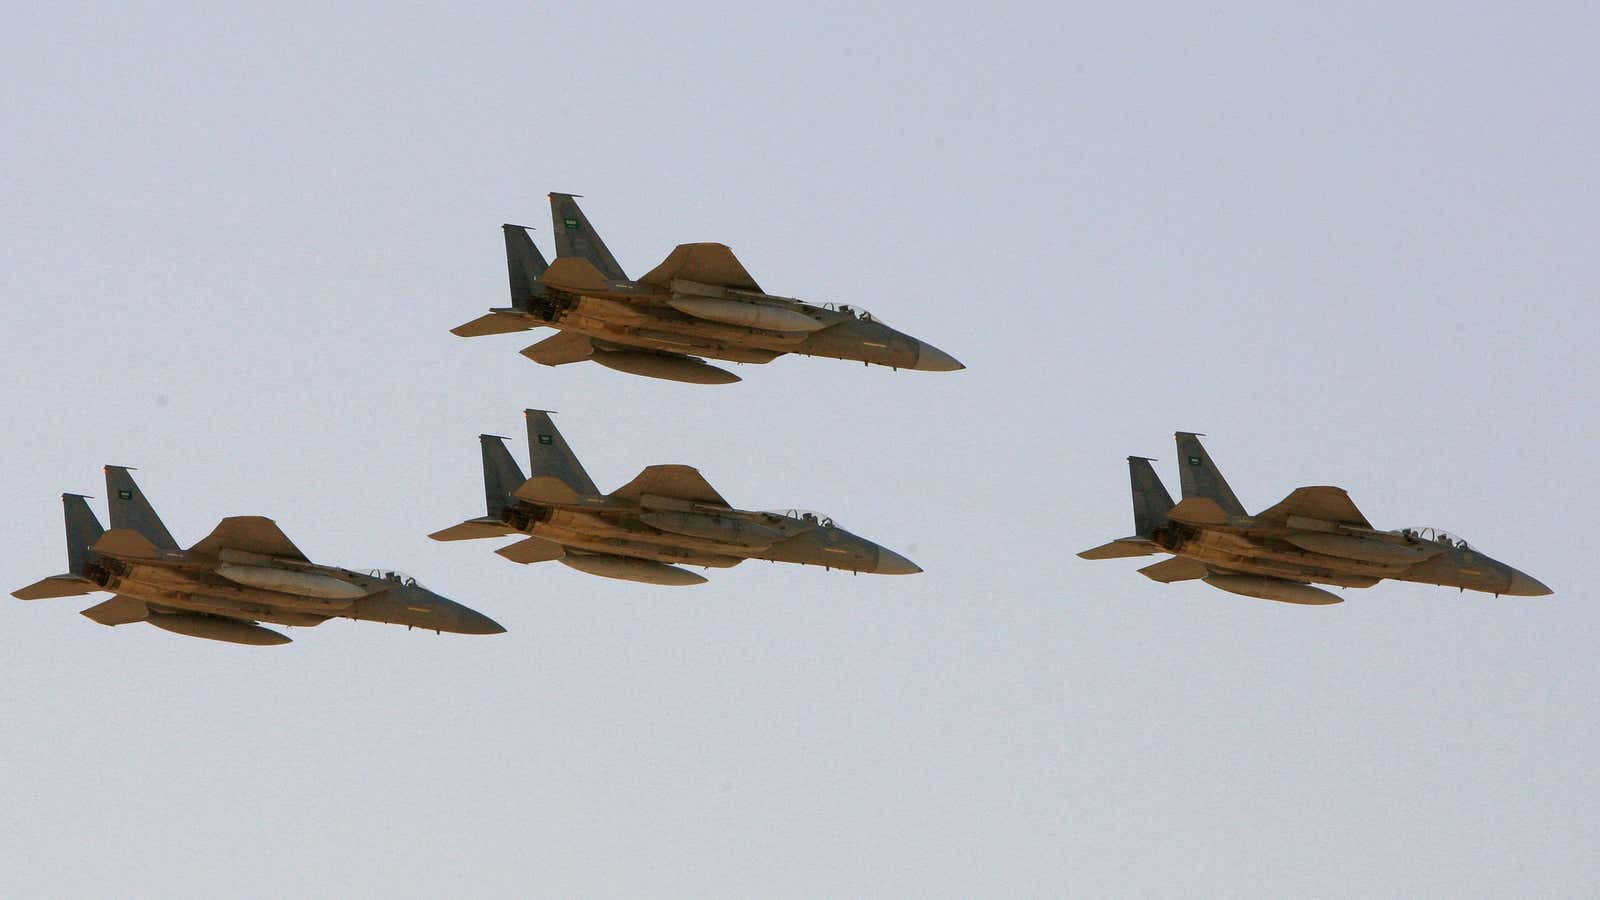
[
  {"xmin": 498, "ymin": 499, "xmax": 913, "ymax": 575},
  {"xmin": 1156, "ymin": 519, "xmax": 1542, "ymax": 596},
  {"xmin": 528, "ymin": 282, "xmax": 946, "ymax": 371},
  {"xmin": 85, "ymin": 551, "xmax": 503, "ymax": 635}
]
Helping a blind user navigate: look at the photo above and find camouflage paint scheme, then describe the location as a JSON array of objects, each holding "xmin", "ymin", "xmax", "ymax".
[
  {"xmin": 430, "ymin": 410, "xmax": 922, "ymax": 585},
  {"xmin": 450, "ymin": 194, "xmax": 964, "ymax": 384},
  {"xmin": 12, "ymin": 468, "xmax": 504, "ymax": 645},
  {"xmin": 1080, "ymin": 433, "xmax": 1551, "ymax": 604}
]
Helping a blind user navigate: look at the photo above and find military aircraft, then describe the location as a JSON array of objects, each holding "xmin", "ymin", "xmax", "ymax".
[
  {"xmin": 12, "ymin": 467, "xmax": 505, "ymax": 645},
  {"xmin": 429, "ymin": 410, "xmax": 923, "ymax": 584},
  {"xmin": 1079, "ymin": 433, "xmax": 1551, "ymax": 604},
  {"xmin": 449, "ymin": 193, "xmax": 965, "ymax": 384}
]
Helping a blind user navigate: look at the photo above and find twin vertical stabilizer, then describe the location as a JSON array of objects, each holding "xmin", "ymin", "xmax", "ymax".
[
  {"xmin": 548, "ymin": 193, "xmax": 628, "ymax": 280},
  {"xmin": 1174, "ymin": 433, "xmax": 1246, "ymax": 516}
]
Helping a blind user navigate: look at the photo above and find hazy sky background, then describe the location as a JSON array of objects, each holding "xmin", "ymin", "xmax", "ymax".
[{"xmin": 3, "ymin": 2, "xmax": 1597, "ymax": 897}]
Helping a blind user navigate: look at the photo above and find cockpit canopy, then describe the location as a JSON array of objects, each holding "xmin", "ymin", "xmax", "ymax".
[
  {"xmin": 366, "ymin": 569, "xmax": 424, "ymax": 588},
  {"xmin": 823, "ymin": 302, "xmax": 886, "ymax": 325},
  {"xmin": 1400, "ymin": 527, "xmax": 1471, "ymax": 550},
  {"xmin": 765, "ymin": 509, "xmax": 836, "ymax": 528}
]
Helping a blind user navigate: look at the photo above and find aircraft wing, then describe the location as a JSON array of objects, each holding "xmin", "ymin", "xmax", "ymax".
[
  {"xmin": 1256, "ymin": 486, "xmax": 1372, "ymax": 529},
  {"xmin": 495, "ymin": 536, "xmax": 566, "ymax": 564},
  {"xmin": 1138, "ymin": 557, "xmax": 1209, "ymax": 583},
  {"xmin": 429, "ymin": 517, "xmax": 520, "ymax": 542},
  {"xmin": 13, "ymin": 574, "xmax": 97, "ymax": 601},
  {"xmin": 638, "ymin": 243, "xmax": 763, "ymax": 293},
  {"xmin": 1078, "ymin": 538, "xmax": 1159, "ymax": 560},
  {"xmin": 539, "ymin": 256, "xmax": 611, "ymax": 293},
  {"xmin": 609, "ymin": 465, "xmax": 729, "ymax": 507},
  {"xmin": 188, "ymin": 516, "xmax": 310, "ymax": 561},
  {"xmin": 452, "ymin": 311, "xmax": 535, "ymax": 337},
  {"xmin": 1166, "ymin": 497, "xmax": 1230, "ymax": 526},
  {"xmin": 520, "ymin": 331, "xmax": 596, "ymax": 366},
  {"xmin": 80, "ymin": 595, "xmax": 150, "ymax": 626}
]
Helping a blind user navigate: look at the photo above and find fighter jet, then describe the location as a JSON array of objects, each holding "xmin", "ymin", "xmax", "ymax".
[
  {"xmin": 1079, "ymin": 433, "xmax": 1551, "ymax": 604},
  {"xmin": 11, "ymin": 467, "xmax": 505, "ymax": 645},
  {"xmin": 449, "ymin": 193, "xmax": 964, "ymax": 384},
  {"xmin": 429, "ymin": 410, "xmax": 923, "ymax": 584}
]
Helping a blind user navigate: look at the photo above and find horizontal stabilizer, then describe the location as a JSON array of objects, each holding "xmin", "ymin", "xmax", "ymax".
[
  {"xmin": 452, "ymin": 311, "xmax": 535, "ymax": 337},
  {"xmin": 539, "ymin": 256, "xmax": 611, "ymax": 293},
  {"xmin": 521, "ymin": 331, "xmax": 596, "ymax": 366},
  {"xmin": 91, "ymin": 528, "xmax": 162, "ymax": 559},
  {"xmin": 189, "ymin": 516, "xmax": 308, "ymax": 561},
  {"xmin": 81, "ymin": 595, "xmax": 149, "ymax": 626},
  {"xmin": 429, "ymin": 518, "xmax": 518, "ymax": 542},
  {"xmin": 639, "ymin": 243, "xmax": 763, "ymax": 292},
  {"xmin": 1256, "ymin": 486, "xmax": 1372, "ymax": 529},
  {"xmin": 1166, "ymin": 497, "xmax": 1230, "ymax": 526},
  {"xmin": 1078, "ymin": 538, "xmax": 1159, "ymax": 560},
  {"xmin": 495, "ymin": 537, "xmax": 566, "ymax": 564},
  {"xmin": 513, "ymin": 475, "xmax": 583, "ymax": 506},
  {"xmin": 1138, "ymin": 557, "xmax": 1209, "ymax": 583},
  {"xmin": 13, "ymin": 573, "xmax": 97, "ymax": 601},
  {"xmin": 609, "ymin": 465, "xmax": 729, "ymax": 506}
]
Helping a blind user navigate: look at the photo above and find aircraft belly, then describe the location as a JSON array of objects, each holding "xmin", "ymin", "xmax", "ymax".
[
  {"xmin": 563, "ymin": 299, "xmax": 805, "ymax": 359},
  {"xmin": 1179, "ymin": 531, "xmax": 1402, "ymax": 579},
  {"xmin": 637, "ymin": 510, "xmax": 783, "ymax": 548},
  {"xmin": 532, "ymin": 523, "xmax": 744, "ymax": 568},
  {"xmin": 110, "ymin": 568, "xmax": 355, "ymax": 613},
  {"xmin": 1174, "ymin": 543, "xmax": 1382, "ymax": 588},
  {"xmin": 161, "ymin": 595, "xmax": 329, "ymax": 627}
]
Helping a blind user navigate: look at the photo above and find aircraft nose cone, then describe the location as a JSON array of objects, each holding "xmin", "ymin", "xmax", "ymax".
[
  {"xmin": 873, "ymin": 547, "xmax": 923, "ymax": 575},
  {"xmin": 912, "ymin": 342, "xmax": 965, "ymax": 372},
  {"xmin": 455, "ymin": 607, "xmax": 508, "ymax": 634},
  {"xmin": 1504, "ymin": 570, "xmax": 1553, "ymax": 597}
]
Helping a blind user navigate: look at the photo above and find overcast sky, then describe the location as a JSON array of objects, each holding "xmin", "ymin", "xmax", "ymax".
[{"xmin": 2, "ymin": 2, "xmax": 1597, "ymax": 897}]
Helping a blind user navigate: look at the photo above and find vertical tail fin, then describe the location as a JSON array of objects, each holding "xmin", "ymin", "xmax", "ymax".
[
  {"xmin": 502, "ymin": 224, "xmax": 548, "ymax": 311},
  {"xmin": 481, "ymin": 435, "xmax": 527, "ymax": 518},
  {"xmin": 1128, "ymin": 457, "xmax": 1175, "ymax": 537},
  {"xmin": 523, "ymin": 410, "xmax": 599, "ymax": 496},
  {"xmin": 64, "ymin": 493, "xmax": 106, "ymax": 575},
  {"xmin": 104, "ymin": 466, "xmax": 180, "ymax": 550},
  {"xmin": 548, "ymin": 193, "xmax": 628, "ymax": 280},
  {"xmin": 1174, "ymin": 433, "xmax": 1246, "ymax": 516}
]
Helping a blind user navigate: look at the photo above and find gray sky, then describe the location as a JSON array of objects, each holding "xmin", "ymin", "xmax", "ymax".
[{"xmin": 2, "ymin": 2, "xmax": 1597, "ymax": 897}]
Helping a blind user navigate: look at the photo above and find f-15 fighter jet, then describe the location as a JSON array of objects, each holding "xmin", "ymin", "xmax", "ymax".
[
  {"xmin": 1079, "ymin": 433, "xmax": 1551, "ymax": 604},
  {"xmin": 12, "ymin": 467, "xmax": 505, "ymax": 645},
  {"xmin": 429, "ymin": 410, "xmax": 923, "ymax": 584},
  {"xmin": 450, "ymin": 194, "xmax": 964, "ymax": 384}
]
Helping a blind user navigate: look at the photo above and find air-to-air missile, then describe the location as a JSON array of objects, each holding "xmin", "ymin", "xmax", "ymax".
[
  {"xmin": 449, "ymin": 193, "xmax": 964, "ymax": 384},
  {"xmin": 11, "ymin": 467, "xmax": 505, "ymax": 645},
  {"xmin": 1079, "ymin": 433, "xmax": 1551, "ymax": 604},
  {"xmin": 429, "ymin": 410, "xmax": 922, "ymax": 585}
]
